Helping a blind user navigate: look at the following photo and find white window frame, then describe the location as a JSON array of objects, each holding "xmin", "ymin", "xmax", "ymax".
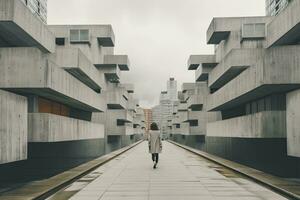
[
  {"xmin": 70, "ymin": 29, "xmax": 90, "ymax": 43},
  {"xmin": 241, "ymin": 23, "xmax": 266, "ymax": 40}
]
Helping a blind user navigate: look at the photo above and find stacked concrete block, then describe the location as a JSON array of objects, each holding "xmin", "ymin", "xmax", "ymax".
[
  {"xmin": 0, "ymin": 0, "xmax": 141, "ymax": 168},
  {"xmin": 176, "ymin": 0, "xmax": 300, "ymax": 177}
]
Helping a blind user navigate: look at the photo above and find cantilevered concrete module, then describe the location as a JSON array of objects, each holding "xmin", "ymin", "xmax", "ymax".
[
  {"xmin": 0, "ymin": 0, "xmax": 55, "ymax": 53},
  {"xmin": 176, "ymin": 1, "xmax": 300, "ymax": 177},
  {"xmin": 0, "ymin": 48, "xmax": 105, "ymax": 112},
  {"xmin": 187, "ymin": 55, "xmax": 218, "ymax": 82}
]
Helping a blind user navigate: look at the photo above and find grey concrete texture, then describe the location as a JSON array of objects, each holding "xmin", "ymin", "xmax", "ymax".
[
  {"xmin": 207, "ymin": 16, "xmax": 273, "ymax": 45},
  {"xmin": 48, "ymin": 47, "xmax": 105, "ymax": 93},
  {"xmin": 104, "ymin": 86, "xmax": 128, "ymax": 109},
  {"xmin": 0, "ymin": 47, "xmax": 106, "ymax": 112},
  {"xmin": 0, "ymin": 0, "xmax": 55, "ymax": 53},
  {"xmin": 207, "ymin": 111, "xmax": 286, "ymax": 138},
  {"xmin": 49, "ymin": 25, "xmax": 115, "ymax": 65},
  {"xmin": 207, "ymin": 45, "xmax": 300, "ymax": 111},
  {"xmin": 98, "ymin": 64, "xmax": 122, "ymax": 83},
  {"xmin": 187, "ymin": 54, "xmax": 217, "ymax": 70},
  {"xmin": 208, "ymin": 48, "xmax": 266, "ymax": 90},
  {"xmin": 104, "ymin": 110, "xmax": 134, "ymax": 136},
  {"xmin": 0, "ymin": 89, "xmax": 27, "ymax": 164},
  {"xmin": 28, "ymin": 113, "xmax": 105, "ymax": 142},
  {"xmin": 100, "ymin": 54, "xmax": 130, "ymax": 71},
  {"xmin": 286, "ymin": 89, "xmax": 300, "ymax": 157},
  {"xmin": 267, "ymin": 0, "xmax": 300, "ymax": 47}
]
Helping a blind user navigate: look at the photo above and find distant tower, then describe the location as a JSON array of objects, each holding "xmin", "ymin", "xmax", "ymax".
[
  {"xmin": 266, "ymin": 0, "xmax": 292, "ymax": 16},
  {"xmin": 20, "ymin": 0, "xmax": 47, "ymax": 23},
  {"xmin": 167, "ymin": 78, "xmax": 178, "ymax": 101}
]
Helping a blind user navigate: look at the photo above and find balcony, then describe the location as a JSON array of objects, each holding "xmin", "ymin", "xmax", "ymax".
[
  {"xmin": 49, "ymin": 47, "xmax": 103, "ymax": 93},
  {"xmin": 97, "ymin": 55, "xmax": 130, "ymax": 71},
  {"xmin": 207, "ymin": 111, "xmax": 286, "ymax": 138},
  {"xmin": 106, "ymin": 122, "xmax": 134, "ymax": 136},
  {"xmin": 188, "ymin": 55, "xmax": 217, "ymax": 70},
  {"xmin": 207, "ymin": 17, "xmax": 271, "ymax": 45},
  {"xmin": 207, "ymin": 46, "xmax": 300, "ymax": 111},
  {"xmin": 98, "ymin": 65, "xmax": 121, "ymax": 83},
  {"xmin": 0, "ymin": 48, "xmax": 105, "ymax": 112},
  {"xmin": 187, "ymin": 95, "xmax": 204, "ymax": 111},
  {"xmin": 208, "ymin": 49, "xmax": 265, "ymax": 91},
  {"xmin": 0, "ymin": 90, "xmax": 27, "ymax": 164},
  {"xmin": 0, "ymin": 0, "xmax": 55, "ymax": 53},
  {"xmin": 28, "ymin": 113, "xmax": 105, "ymax": 142},
  {"xmin": 105, "ymin": 87, "xmax": 128, "ymax": 109},
  {"xmin": 267, "ymin": 0, "xmax": 300, "ymax": 47}
]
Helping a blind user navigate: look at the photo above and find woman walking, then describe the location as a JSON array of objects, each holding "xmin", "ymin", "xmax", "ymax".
[{"xmin": 148, "ymin": 122, "xmax": 162, "ymax": 169}]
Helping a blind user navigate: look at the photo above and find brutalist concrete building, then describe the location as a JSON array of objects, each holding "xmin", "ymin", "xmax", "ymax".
[
  {"xmin": 0, "ymin": 0, "xmax": 141, "ymax": 180},
  {"xmin": 170, "ymin": 82, "xmax": 220, "ymax": 148},
  {"xmin": 173, "ymin": 0, "xmax": 300, "ymax": 177}
]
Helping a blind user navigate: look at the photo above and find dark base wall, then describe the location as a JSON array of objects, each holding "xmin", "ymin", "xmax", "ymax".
[
  {"xmin": 0, "ymin": 138, "xmax": 105, "ymax": 183},
  {"xmin": 0, "ymin": 135, "xmax": 142, "ymax": 190},
  {"xmin": 106, "ymin": 134, "xmax": 142, "ymax": 153},
  {"xmin": 170, "ymin": 135, "xmax": 300, "ymax": 178}
]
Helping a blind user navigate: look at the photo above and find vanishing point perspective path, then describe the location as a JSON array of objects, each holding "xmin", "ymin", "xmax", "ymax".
[{"xmin": 47, "ymin": 142, "xmax": 287, "ymax": 200}]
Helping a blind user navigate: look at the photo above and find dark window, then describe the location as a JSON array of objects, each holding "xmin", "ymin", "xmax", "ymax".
[
  {"xmin": 176, "ymin": 124, "xmax": 180, "ymax": 129},
  {"xmin": 117, "ymin": 119, "xmax": 125, "ymax": 126},
  {"xmin": 133, "ymin": 124, "xmax": 138, "ymax": 128},
  {"xmin": 189, "ymin": 120, "xmax": 198, "ymax": 127},
  {"xmin": 56, "ymin": 38, "xmax": 65, "ymax": 46}
]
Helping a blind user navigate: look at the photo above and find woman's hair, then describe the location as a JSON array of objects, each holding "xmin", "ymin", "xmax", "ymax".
[{"xmin": 150, "ymin": 122, "xmax": 159, "ymax": 131}]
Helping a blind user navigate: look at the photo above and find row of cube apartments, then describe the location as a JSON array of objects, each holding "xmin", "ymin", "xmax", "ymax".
[
  {"xmin": 169, "ymin": 0, "xmax": 300, "ymax": 178},
  {"xmin": 0, "ymin": 0, "xmax": 145, "ymax": 179}
]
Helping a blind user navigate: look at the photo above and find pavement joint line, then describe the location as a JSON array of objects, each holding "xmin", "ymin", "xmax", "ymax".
[
  {"xmin": 168, "ymin": 140, "xmax": 300, "ymax": 200},
  {"xmin": 0, "ymin": 140, "xmax": 143, "ymax": 200}
]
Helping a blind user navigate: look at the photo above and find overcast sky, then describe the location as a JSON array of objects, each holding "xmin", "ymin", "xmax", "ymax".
[{"xmin": 48, "ymin": 0, "xmax": 265, "ymax": 108}]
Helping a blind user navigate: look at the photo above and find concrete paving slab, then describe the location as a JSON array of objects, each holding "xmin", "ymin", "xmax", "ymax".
[{"xmin": 50, "ymin": 141, "xmax": 288, "ymax": 200}]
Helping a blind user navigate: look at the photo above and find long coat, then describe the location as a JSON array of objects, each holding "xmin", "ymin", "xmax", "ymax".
[{"xmin": 148, "ymin": 130, "xmax": 162, "ymax": 154}]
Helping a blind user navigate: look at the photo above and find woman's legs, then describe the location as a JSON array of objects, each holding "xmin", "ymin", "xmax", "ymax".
[
  {"xmin": 152, "ymin": 154, "xmax": 155, "ymax": 162},
  {"xmin": 155, "ymin": 153, "xmax": 159, "ymax": 163}
]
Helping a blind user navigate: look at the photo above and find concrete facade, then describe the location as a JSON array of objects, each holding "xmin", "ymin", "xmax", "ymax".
[
  {"xmin": 0, "ymin": 0, "xmax": 142, "ymax": 179},
  {"xmin": 170, "ymin": 1, "xmax": 300, "ymax": 177},
  {"xmin": 0, "ymin": 90, "xmax": 27, "ymax": 164}
]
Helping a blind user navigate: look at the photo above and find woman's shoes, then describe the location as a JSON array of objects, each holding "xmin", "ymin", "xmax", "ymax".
[{"xmin": 153, "ymin": 162, "xmax": 157, "ymax": 169}]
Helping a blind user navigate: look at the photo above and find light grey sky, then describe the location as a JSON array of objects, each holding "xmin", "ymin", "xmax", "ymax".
[{"xmin": 48, "ymin": 0, "xmax": 265, "ymax": 108}]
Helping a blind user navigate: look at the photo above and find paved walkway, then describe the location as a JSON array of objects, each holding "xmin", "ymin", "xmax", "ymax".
[{"xmin": 49, "ymin": 141, "xmax": 287, "ymax": 200}]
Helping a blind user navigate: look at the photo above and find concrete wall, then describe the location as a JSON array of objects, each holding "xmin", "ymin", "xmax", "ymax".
[
  {"xmin": 28, "ymin": 113, "xmax": 104, "ymax": 142},
  {"xmin": 0, "ymin": 0, "xmax": 55, "ymax": 52},
  {"xmin": 207, "ymin": 111, "xmax": 286, "ymax": 138},
  {"xmin": 207, "ymin": 46, "xmax": 300, "ymax": 111},
  {"xmin": 209, "ymin": 48, "xmax": 265, "ymax": 90},
  {"xmin": 48, "ymin": 47, "xmax": 104, "ymax": 92},
  {"xmin": 0, "ymin": 90, "xmax": 27, "ymax": 164},
  {"xmin": 267, "ymin": 0, "xmax": 300, "ymax": 47},
  {"xmin": 49, "ymin": 25, "xmax": 114, "ymax": 65},
  {"xmin": 286, "ymin": 89, "xmax": 300, "ymax": 157},
  {"xmin": 0, "ymin": 47, "xmax": 105, "ymax": 112}
]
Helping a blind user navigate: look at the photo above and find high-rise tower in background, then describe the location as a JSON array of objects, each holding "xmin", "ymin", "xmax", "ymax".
[
  {"xmin": 167, "ymin": 78, "xmax": 178, "ymax": 101},
  {"xmin": 21, "ymin": 0, "xmax": 47, "ymax": 23},
  {"xmin": 266, "ymin": 0, "xmax": 292, "ymax": 16}
]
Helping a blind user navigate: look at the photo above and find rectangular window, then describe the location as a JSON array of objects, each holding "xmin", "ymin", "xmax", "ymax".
[
  {"xmin": 176, "ymin": 124, "xmax": 180, "ymax": 129},
  {"xmin": 70, "ymin": 29, "xmax": 90, "ymax": 43},
  {"xmin": 55, "ymin": 38, "xmax": 65, "ymax": 46},
  {"xmin": 242, "ymin": 23, "xmax": 266, "ymax": 39},
  {"xmin": 189, "ymin": 120, "xmax": 198, "ymax": 127},
  {"xmin": 117, "ymin": 119, "xmax": 125, "ymax": 126}
]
